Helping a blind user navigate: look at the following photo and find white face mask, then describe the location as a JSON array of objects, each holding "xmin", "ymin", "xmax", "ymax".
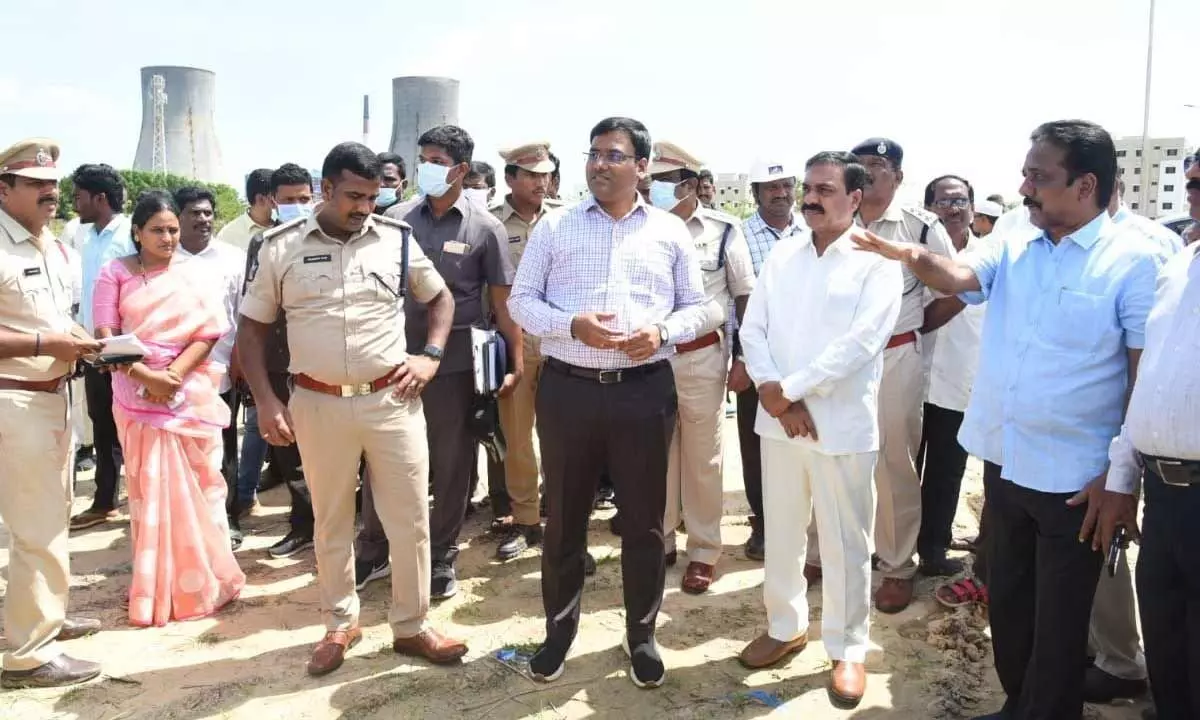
[
  {"xmin": 416, "ymin": 162, "xmax": 453, "ymax": 198},
  {"xmin": 649, "ymin": 180, "xmax": 681, "ymax": 210},
  {"xmin": 463, "ymin": 187, "xmax": 491, "ymax": 210}
]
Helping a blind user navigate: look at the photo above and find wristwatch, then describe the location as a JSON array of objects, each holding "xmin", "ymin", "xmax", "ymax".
[
  {"xmin": 422, "ymin": 344, "xmax": 444, "ymax": 361},
  {"xmin": 655, "ymin": 323, "xmax": 669, "ymax": 344}
]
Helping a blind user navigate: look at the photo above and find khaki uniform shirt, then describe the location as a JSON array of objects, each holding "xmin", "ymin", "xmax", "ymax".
[
  {"xmin": 684, "ymin": 205, "xmax": 757, "ymax": 334},
  {"xmin": 240, "ymin": 213, "xmax": 446, "ymax": 386},
  {"xmin": 215, "ymin": 211, "xmax": 272, "ymax": 253},
  {"xmin": 491, "ymin": 196, "xmax": 560, "ymax": 269},
  {"xmin": 0, "ymin": 209, "xmax": 75, "ymax": 381},
  {"xmin": 857, "ymin": 201, "xmax": 955, "ymax": 335}
]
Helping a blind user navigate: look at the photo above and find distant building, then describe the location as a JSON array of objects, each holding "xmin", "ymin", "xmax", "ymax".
[
  {"xmin": 1115, "ymin": 136, "xmax": 1190, "ymax": 218},
  {"xmin": 715, "ymin": 172, "xmax": 749, "ymax": 210},
  {"xmin": 309, "ymin": 169, "xmax": 322, "ymax": 202}
]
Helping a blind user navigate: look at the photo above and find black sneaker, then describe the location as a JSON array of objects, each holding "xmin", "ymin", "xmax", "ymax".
[
  {"xmin": 431, "ymin": 562, "xmax": 458, "ymax": 600},
  {"xmin": 584, "ymin": 552, "xmax": 597, "ymax": 576},
  {"xmin": 497, "ymin": 524, "xmax": 543, "ymax": 562},
  {"xmin": 744, "ymin": 523, "xmax": 765, "ymax": 561},
  {"xmin": 355, "ymin": 558, "xmax": 391, "ymax": 591},
  {"xmin": 622, "ymin": 636, "xmax": 665, "ymax": 688},
  {"xmin": 594, "ymin": 486, "xmax": 616, "ymax": 510},
  {"xmin": 268, "ymin": 530, "xmax": 313, "ymax": 559},
  {"xmin": 74, "ymin": 454, "xmax": 96, "ymax": 473},
  {"xmin": 918, "ymin": 554, "xmax": 965, "ymax": 577},
  {"xmin": 530, "ymin": 641, "xmax": 567, "ymax": 682}
]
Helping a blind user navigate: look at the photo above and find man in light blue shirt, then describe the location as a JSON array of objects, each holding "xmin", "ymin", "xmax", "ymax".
[
  {"xmin": 67, "ymin": 164, "xmax": 133, "ymax": 531},
  {"xmin": 854, "ymin": 120, "xmax": 1164, "ymax": 720}
]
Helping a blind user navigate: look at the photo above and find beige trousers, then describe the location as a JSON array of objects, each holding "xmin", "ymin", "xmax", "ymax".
[
  {"xmin": 0, "ymin": 388, "xmax": 72, "ymax": 671},
  {"xmin": 807, "ymin": 342, "xmax": 924, "ymax": 580},
  {"xmin": 498, "ymin": 334, "xmax": 543, "ymax": 526},
  {"xmin": 1088, "ymin": 550, "xmax": 1147, "ymax": 680},
  {"xmin": 70, "ymin": 378, "xmax": 91, "ymax": 448},
  {"xmin": 664, "ymin": 342, "xmax": 727, "ymax": 565},
  {"xmin": 762, "ymin": 439, "xmax": 877, "ymax": 663},
  {"xmin": 290, "ymin": 386, "xmax": 430, "ymax": 637}
]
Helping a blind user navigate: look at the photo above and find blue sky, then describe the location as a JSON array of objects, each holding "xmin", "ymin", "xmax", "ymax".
[{"xmin": 1, "ymin": 0, "xmax": 1196, "ymax": 204}]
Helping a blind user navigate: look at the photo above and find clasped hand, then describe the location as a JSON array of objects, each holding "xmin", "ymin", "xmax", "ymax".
[
  {"xmin": 571, "ymin": 313, "xmax": 661, "ymax": 361},
  {"xmin": 758, "ymin": 381, "xmax": 818, "ymax": 440}
]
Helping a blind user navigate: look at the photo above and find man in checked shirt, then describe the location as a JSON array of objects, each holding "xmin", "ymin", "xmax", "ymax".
[{"xmin": 508, "ymin": 116, "xmax": 708, "ymax": 689}]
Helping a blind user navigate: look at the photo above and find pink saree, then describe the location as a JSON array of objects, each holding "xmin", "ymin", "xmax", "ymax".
[{"xmin": 93, "ymin": 259, "xmax": 245, "ymax": 627}]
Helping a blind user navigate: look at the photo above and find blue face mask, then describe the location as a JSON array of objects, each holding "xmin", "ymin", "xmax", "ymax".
[
  {"xmin": 274, "ymin": 203, "xmax": 313, "ymax": 224},
  {"xmin": 649, "ymin": 180, "xmax": 680, "ymax": 210},
  {"xmin": 376, "ymin": 186, "xmax": 399, "ymax": 207},
  {"xmin": 416, "ymin": 162, "xmax": 453, "ymax": 198}
]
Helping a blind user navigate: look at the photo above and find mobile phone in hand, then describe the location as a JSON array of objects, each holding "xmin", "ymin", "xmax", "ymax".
[{"xmin": 1106, "ymin": 526, "xmax": 1128, "ymax": 577}]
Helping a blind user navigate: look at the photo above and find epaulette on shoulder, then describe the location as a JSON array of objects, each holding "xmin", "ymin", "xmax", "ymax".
[
  {"xmin": 261, "ymin": 217, "xmax": 305, "ymax": 241},
  {"xmin": 903, "ymin": 206, "xmax": 940, "ymax": 227}
]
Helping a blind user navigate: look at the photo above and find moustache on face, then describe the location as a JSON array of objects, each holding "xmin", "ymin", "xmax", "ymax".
[
  {"xmin": 1186, "ymin": 179, "xmax": 1200, "ymax": 192},
  {"xmin": 37, "ymin": 195, "xmax": 57, "ymax": 205},
  {"xmin": 1023, "ymin": 196, "xmax": 1042, "ymax": 210},
  {"xmin": 801, "ymin": 204, "xmax": 824, "ymax": 214}
]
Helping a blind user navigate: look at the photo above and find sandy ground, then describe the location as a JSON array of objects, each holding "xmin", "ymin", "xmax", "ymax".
[{"xmin": 0, "ymin": 414, "xmax": 1153, "ymax": 720}]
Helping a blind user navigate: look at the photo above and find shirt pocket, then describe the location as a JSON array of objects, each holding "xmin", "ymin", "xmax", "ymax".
[
  {"xmin": 15, "ymin": 267, "xmax": 54, "ymax": 318},
  {"xmin": 1039, "ymin": 288, "xmax": 1113, "ymax": 352},
  {"xmin": 822, "ymin": 274, "xmax": 861, "ymax": 330},
  {"xmin": 284, "ymin": 267, "xmax": 336, "ymax": 305}
]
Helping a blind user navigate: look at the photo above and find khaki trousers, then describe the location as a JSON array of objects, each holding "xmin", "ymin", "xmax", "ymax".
[
  {"xmin": 663, "ymin": 342, "xmax": 726, "ymax": 565},
  {"xmin": 499, "ymin": 334, "xmax": 543, "ymax": 526},
  {"xmin": 70, "ymin": 378, "xmax": 91, "ymax": 448},
  {"xmin": 1088, "ymin": 550, "xmax": 1147, "ymax": 680},
  {"xmin": 0, "ymin": 388, "xmax": 72, "ymax": 671},
  {"xmin": 289, "ymin": 386, "xmax": 430, "ymax": 637},
  {"xmin": 763, "ymin": 439, "xmax": 877, "ymax": 663}
]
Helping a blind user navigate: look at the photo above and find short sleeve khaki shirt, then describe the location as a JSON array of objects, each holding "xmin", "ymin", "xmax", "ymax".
[{"xmin": 0, "ymin": 209, "xmax": 75, "ymax": 381}]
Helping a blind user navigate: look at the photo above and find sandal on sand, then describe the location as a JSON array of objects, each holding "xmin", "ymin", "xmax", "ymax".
[
  {"xmin": 948, "ymin": 535, "xmax": 979, "ymax": 553},
  {"xmin": 935, "ymin": 577, "xmax": 988, "ymax": 609}
]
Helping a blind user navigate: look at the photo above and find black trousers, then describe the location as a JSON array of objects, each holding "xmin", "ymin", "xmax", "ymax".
[
  {"xmin": 1136, "ymin": 467, "xmax": 1200, "ymax": 720},
  {"xmin": 985, "ymin": 466, "xmax": 1102, "ymax": 720},
  {"xmin": 916, "ymin": 403, "xmax": 968, "ymax": 561},
  {"xmin": 268, "ymin": 372, "xmax": 312, "ymax": 534},
  {"xmin": 974, "ymin": 462, "xmax": 998, "ymax": 584},
  {"xmin": 83, "ymin": 366, "xmax": 123, "ymax": 511},
  {"xmin": 426, "ymin": 370, "xmax": 477, "ymax": 564},
  {"xmin": 736, "ymin": 385, "xmax": 763, "ymax": 526},
  {"xmin": 538, "ymin": 359, "xmax": 676, "ymax": 647},
  {"xmin": 219, "ymin": 389, "xmax": 241, "ymax": 523}
]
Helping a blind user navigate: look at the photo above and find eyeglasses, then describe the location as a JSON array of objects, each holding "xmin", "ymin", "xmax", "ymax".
[
  {"xmin": 931, "ymin": 198, "xmax": 971, "ymax": 209},
  {"xmin": 1184, "ymin": 152, "xmax": 1200, "ymax": 172},
  {"xmin": 584, "ymin": 149, "xmax": 636, "ymax": 165}
]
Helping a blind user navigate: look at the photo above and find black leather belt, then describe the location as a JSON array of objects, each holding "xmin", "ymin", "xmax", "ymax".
[
  {"xmin": 545, "ymin": 357, "xmax": 666, "ymax": 385},
  {"xmin": 1141, "ymin": 453, "xmax": 1200, "ymax": 487}
]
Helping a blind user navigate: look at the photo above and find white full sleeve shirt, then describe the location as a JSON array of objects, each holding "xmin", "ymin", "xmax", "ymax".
[
  {"xmin": 1107, "ymin": 244, "xmax": 1200, "ymax": 493},
  {"xmin": 740, "ymin": 226, "xmax": 903, "ymax": 455}
]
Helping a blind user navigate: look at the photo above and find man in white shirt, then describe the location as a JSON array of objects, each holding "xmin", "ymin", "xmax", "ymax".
[
  {"xmin": 173, "ymin": 186, "xmax": 247, "ymax": 549},
  {"xmin": 214, "ymin": 169, "xmax": 274, "ymax": 252},
  {"xmin": 1109, "ymin": 177, "xmax": 1182, "ymax": 256},
  {"xmin": 737, "ymin": 151, "xmax": 902, "ymax": 709},
  {"xmin": 1094, "ymin": 240, "xmax": 1200, "ymax": 720}
]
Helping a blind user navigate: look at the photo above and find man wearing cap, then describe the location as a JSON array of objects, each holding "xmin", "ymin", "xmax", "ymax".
[
  {"xmin": 972, "ymin": 199, "xmax": 1003, "ymax": 237},
  {"xmin": 0, "ymin": 138, "xmax": 104, "ymax": 688},
  {"xmin": 647, "ymin": 141, "xmax": 753, "ymax": 592},
  {"xmin": 489, "ymin": 141, "xmax": 557, "ymax": 561},
  {"xmin": 730, "ymin": 158, "xmax": 807, "ymax": 561},
  {"xmin": 820, "ymin": 138, "xmax": 957, "ymax": 613}
]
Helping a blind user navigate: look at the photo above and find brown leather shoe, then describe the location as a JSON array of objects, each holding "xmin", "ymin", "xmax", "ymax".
[
  {"xmin": 57, "ymin": 617, "xmax": 101, "ymax": 641},
  {"xmin": 681, "ymin": 562, "xmax": 714, "ymax": 594},
  {"xmin": 0, "ymin": 654, "xmax": 101, "ymax": 689},
  {"xmin": 738, "ymin": 633, "xmax": 808, "ymax": 669},
  {"xmin": 874, "ymin": 577, "xmax": 914, "ymax": 614},
  {"xmin": 392, "ymin": 627, "xmax": 468, "ymax": 665},
  {"xmin": 829, "ymin": 660, "xmax": 866, "ymax": 707},
  {"xmin": 306, "ymin": 628, "xmax": 362, "ymax": 677},
  {"xmin": 804, "ymin": 563, "xmax": 822, "ymax": 586}
]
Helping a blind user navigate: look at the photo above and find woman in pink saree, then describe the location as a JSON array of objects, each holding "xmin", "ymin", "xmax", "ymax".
[{"xmin": 92, "ymin": 191, "xmax": 244, "ymax": 627}]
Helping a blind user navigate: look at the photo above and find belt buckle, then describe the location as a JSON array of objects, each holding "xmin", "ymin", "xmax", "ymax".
[
  {"xmin": 340, "ymin": 383, "xmax": 374, "ymax": 398},
  {"xmin": 597, "ymin": 369, "xmax": 623, "ymax": 385},
  {"xmin": 1154, "ymin": 459, "xmax": 1189, "ymax": 487}
]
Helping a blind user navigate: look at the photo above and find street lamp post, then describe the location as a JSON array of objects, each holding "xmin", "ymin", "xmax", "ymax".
[{"xmin": 1137, "ymin": 0, "xmax": 1156, "ymax": 216}]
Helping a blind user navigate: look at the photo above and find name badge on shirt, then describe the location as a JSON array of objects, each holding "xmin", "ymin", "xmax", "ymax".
[
  {"xmin": 303, "ymin": 254, "xmax": 332, "ymax": 264},
  {"xmin": 23, "ymin": 267, "xmax": 42, "ymax": 277},
  {"xmin": 443, "ymin": 241, "xmax": 468, "ymax": 255},
  {"xmin": 508, "ymin": 235, "xmax": 522, "ymax": 244}
]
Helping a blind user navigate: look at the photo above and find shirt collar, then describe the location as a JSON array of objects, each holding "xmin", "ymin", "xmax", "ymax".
[
  {"xmin": 860, "ymin": 198, "xmax": 904, "ymax": 226},
  {"xmin": 798, "ymin": 225, "xmax": 857, "ymax": 256},
  {"xmin": 92, "ymin": 214, "xmax": 128, "ymax": 238},
  {"xmin": 752, "ymin": 209, "xmax": 802, "ymax": 237},
  {"xmin": 300, "ymin": 211, "xmax": 377, "ymax": 244},
  {"xmin": 0, "ymin": 207, "xmax": 38, "ymax": 244},
  {"xmin": 582, "ymin": 191, "xmax": 647, "ymax": 221},
  {"xmin": 1045, "ymin": 210, "xmax": 1109, "ymax": 250}
]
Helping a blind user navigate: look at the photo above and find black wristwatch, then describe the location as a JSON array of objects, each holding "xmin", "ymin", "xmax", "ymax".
[{"xmin": 422, "ymin": 344, "xmax": 444, "ymax": 361}]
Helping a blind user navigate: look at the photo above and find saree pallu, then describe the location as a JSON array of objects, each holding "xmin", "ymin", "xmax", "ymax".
[{"xmin": 96, "ymin": 259, "xmax": 245, "ymax": 627}]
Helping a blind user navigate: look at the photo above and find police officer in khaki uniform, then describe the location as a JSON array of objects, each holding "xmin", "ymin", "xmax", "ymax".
[
  {"xmin": 488, "ymin": 141, "xmax": 559, "ymax": 561},
  {"xmin": 0, "ymin": 138, "xmax": 103, "ymax": 689},
  {"xmin": 648, "ymin": 141, "xmax": 755, "ymax": 593},
  {"xmin": 808, "ymin": 138, "xmax": 958, "ymax": 613},
  {"xmin": 238, "ymin": 142, "xmax": 467, "ymax": 677}
]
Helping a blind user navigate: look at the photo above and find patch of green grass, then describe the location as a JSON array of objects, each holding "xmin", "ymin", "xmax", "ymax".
[{"xmin": 194, "ymin": 629, "xmax": 223, "ymax": 646}]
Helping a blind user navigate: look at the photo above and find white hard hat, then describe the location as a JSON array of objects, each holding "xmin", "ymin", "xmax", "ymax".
[{"xmin": 749, "ymin": 158, "xmax": 795, "ymax": 183}]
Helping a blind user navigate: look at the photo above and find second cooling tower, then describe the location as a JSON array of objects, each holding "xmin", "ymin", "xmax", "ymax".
[
  {"xmin": 388, "ymin": 77, "xmax": 460, "ymax": 168},
  {"xmin": 132, "ymin": 65, "xmax": 224, "ymax": 183}
]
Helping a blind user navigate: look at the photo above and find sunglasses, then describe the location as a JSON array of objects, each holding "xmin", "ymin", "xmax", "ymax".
[{"xmin": 1184, "ymin": 152, "xmax": 1200, "ymax": 172}]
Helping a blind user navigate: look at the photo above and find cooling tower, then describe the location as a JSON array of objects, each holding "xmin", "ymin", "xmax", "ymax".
[
  {"xmin": 133, "ymin": 66, "xmax": 224, "ymax": 183},
  {"xmin": 388, "ymin": 77, "xmax": 460, "ymax": 169}
]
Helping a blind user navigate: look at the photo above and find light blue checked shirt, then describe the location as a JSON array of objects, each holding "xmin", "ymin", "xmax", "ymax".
[
  {"xmin": 79, "ymin": 214, "xmax": 133, "ymax": 333},
  {"xmin": 508, "ymin": 193, "xmax": 707, "ymax": 369},
  {"xmin": 742, "ymin": 210, "xmax": 807, "ymax": 276},
  {"xmin": 957, "ymin": 210, "xmax": 1166, "ymax": 493}
]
